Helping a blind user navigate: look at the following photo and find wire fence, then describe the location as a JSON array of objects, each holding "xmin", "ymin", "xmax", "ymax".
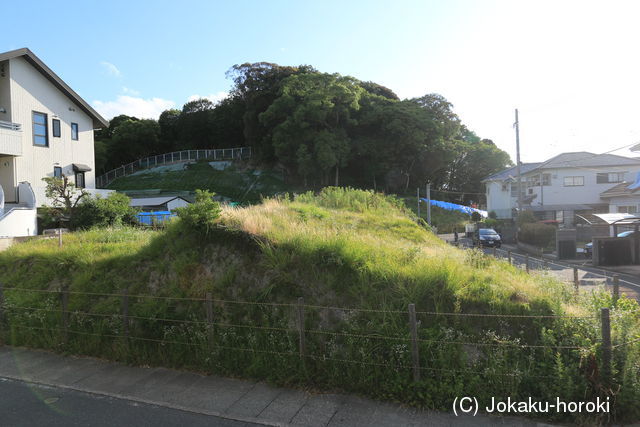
[
  {"xmin": 95, "ymin": 147, "xmax": 252, "ymax": 188},
  {"xmin": 0, "ymin": 282, "xmax": 631, "ymax": 384}
]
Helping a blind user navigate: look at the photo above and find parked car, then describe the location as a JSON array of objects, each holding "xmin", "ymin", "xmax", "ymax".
[
  {"xmin": 474, "ymin": 228, "xmax": 502, "ymax": 248},
  {"xmin": 584, "ymin": 231, "xmax": 639, "ymax": 258}
]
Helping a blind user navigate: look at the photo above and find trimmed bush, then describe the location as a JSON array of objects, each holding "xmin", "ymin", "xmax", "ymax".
[
  {"xmin": 71, "ymin": 192, "xmax": 138, "ymax": 230},
  {"xmin": 519, "ymin": 222, "xmax": 556, "ymax": 248}
]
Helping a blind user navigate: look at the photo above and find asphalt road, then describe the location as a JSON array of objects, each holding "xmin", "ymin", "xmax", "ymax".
[
  {"xmin": 444, "ymin": 235, "xmax": 640, "ymax": 301},
  {"xmin": 0, "ymin": 377, "xmax": 262, "ymax": 427}
]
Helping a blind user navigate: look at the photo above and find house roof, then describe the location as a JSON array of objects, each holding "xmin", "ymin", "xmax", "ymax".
[
  {"xmin": 129, "ymin": 196, "xmax": 189, "ymax": 207},
  {"xmin": 534, "ymin": 152, "xmax": 640, "ymax": 170},
  {"xmin": 599, "ymin": 182, "xmax": 637, "ymax": 198},
  {"xmin": 482, "ymin": 163, "xmax": 542, "ymax": 182},
  {"xmin": 0, "ymin": 48, "xmax": 108, "ymax": 129},
  {"xmin": 485, "ymin": 152, "xmax": 640, "ymax": 183}
]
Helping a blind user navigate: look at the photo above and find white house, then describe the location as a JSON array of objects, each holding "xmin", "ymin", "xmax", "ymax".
[
  {"xmin": 0, "ymin": 48, "xmax": 109, "ymax": 237},
  {"xmin": 483, "ymin": 152, "xmax": 640, "ymax": 225},
  {"xmin": 129, "ymin": 196, "xmax": 190, "ymax": 212}
]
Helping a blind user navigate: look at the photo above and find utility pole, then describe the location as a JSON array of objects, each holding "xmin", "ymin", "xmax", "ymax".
[
  {"xmin": 515, "ymin": 109, "xmax": 523, "ymax": 216},
  {"xmin": 426, "ymin": 183, "xmax": 431, "ymax": 226}
]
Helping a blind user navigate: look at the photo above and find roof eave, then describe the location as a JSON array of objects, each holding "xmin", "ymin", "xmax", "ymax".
[{"xmin": 0, "ymin": 48, "xmax": 108, "ymax": 129}]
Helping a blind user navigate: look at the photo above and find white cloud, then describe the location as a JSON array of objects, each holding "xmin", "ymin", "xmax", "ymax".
[
  {"xmin": 100, "ymin": 61, "xmax": 122, "ymax": 77},
  {"xmin": 187, "ymin": 91, "xmax": 228, "ymax": 104},
  {"xmin": 121, "ymin": 86, "xmax": 140, "ymax": 96},
  {"xmin": 92, "ymin": 96, "xmax": 175, "ymax": 120}
]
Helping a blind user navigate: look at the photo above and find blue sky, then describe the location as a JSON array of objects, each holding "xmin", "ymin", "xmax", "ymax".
[{"xmin": 4, "ymin": 0, "xmax": 640, "ymax": 163}]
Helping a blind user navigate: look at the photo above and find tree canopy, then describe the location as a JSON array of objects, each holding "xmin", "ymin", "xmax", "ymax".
[{"xmin": 94, "ymin": 62, "xmax": 512, "ymax": 203}]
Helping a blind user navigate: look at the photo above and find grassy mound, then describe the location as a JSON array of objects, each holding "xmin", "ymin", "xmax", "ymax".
[{"xmin": 1, "ymin": 187, "xmax": 639, "ymax": 422}]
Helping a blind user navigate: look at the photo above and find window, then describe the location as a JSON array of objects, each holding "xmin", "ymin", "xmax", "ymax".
[
  {"xmin": 52, "ymin": 119, "xmax": 61, "ymax": 138},
  {"xmin": 527, "ymin": 173, "xmax": 551, "ymax": 187},
  {"xmin": 71, "ymin": 123, "xmax": 78, "ymax": 140},
  {"xmin": 32, "ymin": 111, "xmax": 48, "ymax": 146},
  {"xmin": 563, "ymin": 176, "xmax": 584, "ymax": 186},
  {"xmin": 618, "ymin": 205, "xmax": 638, "ymax": 214},
  {"xmin": 75, "ymin": 171, "xmax": 85, "ymax": 188},
  {"xmin": 53, "ymin": 166, "xmax": 62, "ymax": 178},
  {"xmin": 597, "ymin": 172, "xmax": 625, "ymax": 184}
]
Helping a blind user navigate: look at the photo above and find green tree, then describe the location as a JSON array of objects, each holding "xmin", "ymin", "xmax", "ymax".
[
  {"xmin": 41, "ymin": 175, "xmax": 88, "ymax": 227},
  {"xmin": 72, "ymin": 192, "xmax": 138, "ymax": 229},
  {"xmin": 109, "ymin": 119, "xmax": 161, "ymax": 166},
  {"xmin": 175, "ymin": 189, "xmax": 222, "ymax": 234},
  {"xmin": 260, "ymin": 73, "xmax": 364, "ymax": 185}
]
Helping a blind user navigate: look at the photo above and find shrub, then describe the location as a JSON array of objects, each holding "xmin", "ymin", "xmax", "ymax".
[
  {"xmin": 71, "ymin": 192, "xmax": 138, "ymax": 230},
  {"xmin": 175, "ymin": 189, "xmax": 221, "ymax": 233},
  {"xmin": 519, "ymin": 222, "xmax": 556, "ymax": 248},
  {"xmin": 488, "ymin": 210, "xmax": 497, "ymax": 219},
  {"xmin": 517, "ymin": 210, "xmax": 537, "ymax": 226}
]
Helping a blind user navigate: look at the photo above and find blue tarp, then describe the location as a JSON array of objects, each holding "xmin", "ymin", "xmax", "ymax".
[
  {"xmin": 420, "ymin": 199, "xmax": 488, "ymax": 218},
  {"xmin": 136, "ymin": 211, "xmax": 176, "ymax": 225}
]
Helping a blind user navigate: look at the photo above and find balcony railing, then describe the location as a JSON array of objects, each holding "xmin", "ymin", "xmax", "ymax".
[
  {"xmin": 0, "ymin": 120, "xmax": 21, "ymax": 131},
  {"xmin": 0, "ymin": 120, "xmax": 22, "ymax": 156}
]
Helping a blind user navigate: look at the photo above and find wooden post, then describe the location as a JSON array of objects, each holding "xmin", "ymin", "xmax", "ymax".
[
  {"xmin": 525, "ymin": 254, "xmax": 530, "ymax": 273},
  {"xmin": 601, "ymin": 307, "xmax": 612, "ymax": 385},
  {"xmin": 58, "ymin": 229, "xmax": 62, "ymax": 248},
  {"xmin": 612, "ymin": 275, "xmax": 620, "ymax": 305},
  {"xmin": 573, "ymin": 267, "xmax": 579, "ymax": 292},
  {"xmin": 543, "ymin": 258, "xmax": 548, "ymax": 269},
  {"xmin": 297, "ymin": 297, "xmax": 306, "ymax": 359},
  {"xmin": 60, "ymin": 287, "xmax": 69, "ymax": 344},
  {"xmin": 492, "ymin": 247, "xmax": 497, "ymax": 257},
  {"xmin": 507, "ymin": 250, "xmax": 512, "ymax": 264},
  {"xmin": 408, "ymin": 303, "xmax": 420, "ymax": 382},
  {"xmin": 121, "ymin": 289, "xmax": 129, "ymax": 338},
  {"xmin": 205, "ymin": 292, "xmax": 214, "ymax": 344}
]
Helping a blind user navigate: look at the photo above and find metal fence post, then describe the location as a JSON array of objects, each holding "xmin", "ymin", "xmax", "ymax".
[
  {"xmin": 601, "ymin": 307, "xmax": 612, "ymax": 386},
  {"xmin": 205, "ymin": 292, "xmax": 214, "ymax": 344},
  {"xmin": 573, "ymin": 267, "xmax": 579, "ymax": 292},
  {"xmin": 60, "ymin": 287, "xmax": 69, "ymax": 344},
  {"xmin": 297, "ymin": 297, "xmax": 306, "ymax": 359},
  {"xmin": 612, "ymin": 275, "xmax": 620, "ymax": 305},
  {"xmin": 58, "ymin": 229, "xmax": 63, "ymax": 248},
  {"xmin": 408, "ymin": 303, "xmax": 420, "ymax": 382},
  {"xmin": 122, "ymin": 289, "xmax": 129, "ymax": 338}
]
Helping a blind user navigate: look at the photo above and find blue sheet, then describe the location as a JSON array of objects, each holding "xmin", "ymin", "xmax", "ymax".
[{"xmin": 420, "ymin": 199, "xmax": 488, "ymax": 218}]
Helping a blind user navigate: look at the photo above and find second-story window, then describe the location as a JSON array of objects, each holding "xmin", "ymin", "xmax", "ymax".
[
  {"xmin": 53, "ymin": 166, "xmax": 62, "ymax": 178},
  {"xmin": 51, "ymin": 119, "xmax": 60, "ymax": 138},
  {"xmin": 32, "ymin": 111, "xmax": 48, "ymax": 146},
  {"xmin": 71, "ymin": 123, "xmax": 79, "ymax": 140},
  {"xmin": 597, "ymin": 172, "xmax": 625, "ymax": 184},
  {"xmin": 563, "ymin": 176, "xmax": 584, "ymax": 187},
  {"xmin": 52, "ymin": 119, "xmax": 61, "ymax": 138}
]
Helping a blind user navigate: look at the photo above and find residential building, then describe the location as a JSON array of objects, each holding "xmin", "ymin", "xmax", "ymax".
[
  {"xmin": 129, "ymin": 196, "xmax": 190, "ymax": 212},
  {"xmin": 0, "ymin": 48, "xmax": 110, "ymax": 237},
  {"xmin": 483, "ymin": 152, "xmax": 640, "ymax": 225}
]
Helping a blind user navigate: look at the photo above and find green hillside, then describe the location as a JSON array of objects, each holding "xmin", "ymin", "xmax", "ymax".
[
  {"xmin": 1, "ymin": 188, "xmax": 638, "ymax": 422},
  {"xmin": 107, "ymin": 161, "xmax": 288, "ymax": 203}
]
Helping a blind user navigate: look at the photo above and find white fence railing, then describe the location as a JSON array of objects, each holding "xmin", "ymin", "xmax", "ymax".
[
  {"xmin": 95, "ymin": 147, "xmax": 252, "ymax": 188},
  {"xmin": 0, "ymin": 120, "xmax": 21, "ymax": 131}
]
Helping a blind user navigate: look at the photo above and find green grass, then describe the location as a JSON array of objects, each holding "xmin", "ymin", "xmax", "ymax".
[
  {"xmin": 399, "ymin": 195, "xmax": 470, "ymax": 234},
  {"xmin": 107, "ymin": 162, "xmax": 288, "ymax": 203},
  {"xmin": 1, "ymin": 187, "xmax": 639, "ymax": 422}
]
